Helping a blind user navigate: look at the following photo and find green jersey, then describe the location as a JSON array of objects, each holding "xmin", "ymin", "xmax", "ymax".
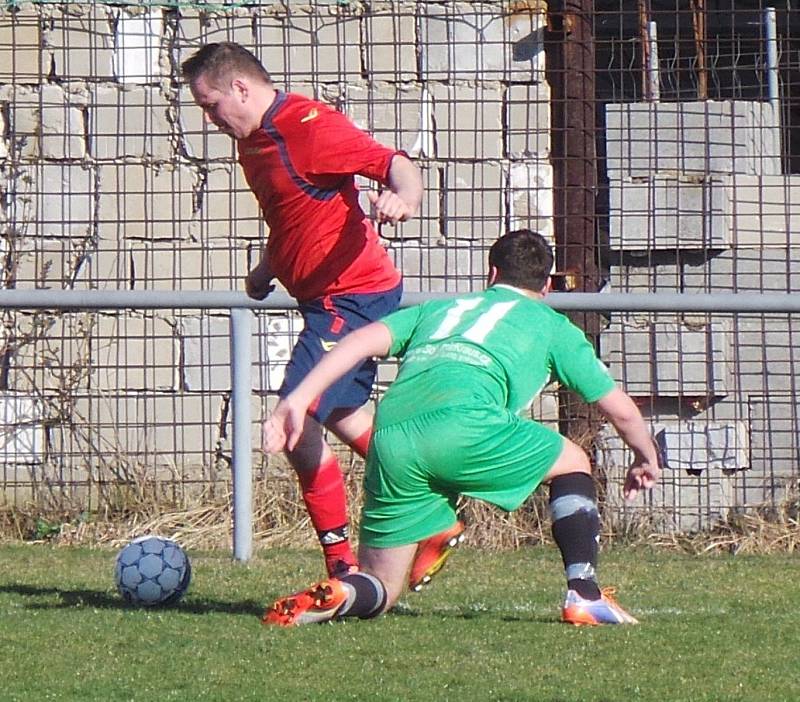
[
  {"xmin": 361, "ymin": 285, "xmax": 617, "ymax": 547},
  {"xmin": 377, "ymin": 285, "xmax": 615, "ymax": 427}
]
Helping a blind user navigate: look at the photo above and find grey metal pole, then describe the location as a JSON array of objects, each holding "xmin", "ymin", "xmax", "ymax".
[
  {"xmin": 541, "ymin": 291, "xmax": 800, "ymax": 312},
  {"xmin": 0, "ymin": 288, "xmax": 297, "ymax": 310},
  {"xmin": 5, "ymin": 288, "xmax": 800, "ymax": 312},
  {"xmin": 229, "ymin": 308, "xmax": 253, "ymax": 562},
  {"xmin": 765, "ymin": 7, "xmax": 779, "ymax": 108}
]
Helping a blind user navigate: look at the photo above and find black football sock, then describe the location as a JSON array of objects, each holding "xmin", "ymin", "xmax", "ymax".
[
  {"xmin": 337, "ymin": 572, "xmax": 387, "ymax": 619},
  {"xmin": 549, "ymin": 472, "xmax": 602, "ymax": 601}
]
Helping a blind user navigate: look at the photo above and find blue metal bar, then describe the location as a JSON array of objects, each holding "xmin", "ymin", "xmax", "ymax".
[{"xmin": 229, "ymin": 308, "xmax": 253, "ymax": 562}]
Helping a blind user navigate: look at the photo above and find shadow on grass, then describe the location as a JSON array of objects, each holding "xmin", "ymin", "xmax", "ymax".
[
  {"xmin": 389, "ymin": 603, "xmax": 555, "ymax": 624},
  {"xmin": 0, "ymin": 583, "xmax": 264, "ymax": 617},
  {"xmin": 2, "ymin": 582, "xmax": 556, "ymax": 624}
]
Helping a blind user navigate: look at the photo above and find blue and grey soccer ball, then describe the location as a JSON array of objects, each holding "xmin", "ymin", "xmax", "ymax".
[{"xmin": 114, "ymin": 535, "xmax": 191, "ymax": 607}]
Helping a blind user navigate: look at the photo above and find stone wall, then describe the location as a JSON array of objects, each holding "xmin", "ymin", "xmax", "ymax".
[
  {"xmin": 0, "ymin": 1, "xmax": 553, "ymax": 507},
  {"xmin": 3, "ymin": 2, "xmax": 796, "ymax": 533},
  {"xmin": 603, "ymin": 99, "xmax": 799, "ymax": 530}
]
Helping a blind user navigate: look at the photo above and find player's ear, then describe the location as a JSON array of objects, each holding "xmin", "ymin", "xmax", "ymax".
[
  {"xmin": 231, "ymin": 77, "xmax": 248, "ymax": 101},
  {"xmin": 542, "ymin": 277, "xmax": 553, "ymax": 296},
  {"xmin": 487, "ymin": 265, "xmax": 499, "ymax": 286}
]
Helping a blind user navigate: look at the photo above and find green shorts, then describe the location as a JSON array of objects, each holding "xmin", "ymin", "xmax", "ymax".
[{"xmin": 359, "ymin": 405, "xmax": 565, "ymax": 548}]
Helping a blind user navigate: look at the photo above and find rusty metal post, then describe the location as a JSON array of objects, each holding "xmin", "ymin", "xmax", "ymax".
[
  {"xmin": 545, "ymin": 0, "xmax": 600, "ymax": 309},
  {"xmin": 545, "ymin": 0, "xmax": 604, "ymax": 455},
  {"xmin": 638, "ymin": 0, "xmax": 652, "ymax": 100},
  {"xmin": 691, "ymin": 0, "xmax": 708, "ymax": 99}
]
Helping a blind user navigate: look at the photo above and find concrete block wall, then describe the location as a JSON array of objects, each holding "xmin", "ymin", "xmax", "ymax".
[
  {"xmin": 605, "ymin": 247, "xmax": 800, "ymax": 511},
  {"xmin": 747, "ymin": 395, "xmax": 799, "ymax": 481},
  {"xmin": 608, "ymin": 249, "xmax": 800, "ymax": 295},
  {"xmin": 606, "ymin": 100, "xmax": 787, "ymax": 253},
  {"xmin": 1, "ymin": 3, "xmax": 551, "ymax": 284},
  {"xmin": 730, "ymin": 174, "xmax": 800, "ymax": 247},
  {"xmin": 608, "ymin": 173, "xmax": 800, "ymax": 251},
  {"xmin": 608, "ymin": 176, "xmax": 731, "ymax": 250},
  {"xmin": 601, "ymin": 318, "xmax": 733, "ymax": 398},
  {"xmin": 65, "ymin": 391, "xmax": 232, "ymax": 475},
  {"xmin": 606, "ymin": 101, "xmax": 781, "ymax": 178},
  {"xmin": 178, "ymin": 311, "xmax": 303, "ymax": 393},
  {"xmin": 599, "ymin": 425, "xmax": 742, "ymax": 532},
  {"xmin": 1, "ymin": 0, "xmax": 554, "ymax": 499},
  {"xmin": 604, "ymin": 93, "xmax": 798, "ymax": 522}
]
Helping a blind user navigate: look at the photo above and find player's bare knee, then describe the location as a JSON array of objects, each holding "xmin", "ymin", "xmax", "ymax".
[{"xmin": 545, "ymin": 439, "xmax": 591, "ymax": 482}]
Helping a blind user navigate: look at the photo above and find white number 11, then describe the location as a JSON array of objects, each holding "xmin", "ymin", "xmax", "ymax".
[{"xmin": 430, "ymin": 299, "xmax": 517, "ymax": 344}]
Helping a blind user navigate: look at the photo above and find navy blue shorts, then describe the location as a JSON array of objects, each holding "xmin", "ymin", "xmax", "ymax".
[{"xmin": 279, "ymin": 283, "xmax": 403, "ymax": 424}]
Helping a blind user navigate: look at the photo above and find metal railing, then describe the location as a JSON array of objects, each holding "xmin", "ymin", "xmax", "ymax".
[{"xmin": 2, "ymin": 288, "xmax": 799, "ymax": 559}]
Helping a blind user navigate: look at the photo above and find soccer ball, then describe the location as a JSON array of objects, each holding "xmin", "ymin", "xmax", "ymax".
[{"xmin": 114, "ymin": 535, "xmax": 191, "ymax": 607}]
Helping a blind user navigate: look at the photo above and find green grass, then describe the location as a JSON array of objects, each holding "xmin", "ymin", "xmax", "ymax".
[{"xmin": 0, "ymin": 544, "xmax": 798, "ymax": 702}]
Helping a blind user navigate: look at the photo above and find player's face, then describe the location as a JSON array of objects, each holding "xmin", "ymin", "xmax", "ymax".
[{"xmin": 190, "ymin": 73, "xmax": 254, "ymax": 140}]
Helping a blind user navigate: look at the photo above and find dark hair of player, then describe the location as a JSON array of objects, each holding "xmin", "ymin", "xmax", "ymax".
[
  {"xmin": 489, "ymin": 229, "xmax": 554, "ymax": 291},
  {"xmin": 181, "ymin": 42, "xmax": 272, "ymax": 89}
]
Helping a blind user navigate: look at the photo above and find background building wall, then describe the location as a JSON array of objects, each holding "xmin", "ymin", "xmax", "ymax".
[
  {"xmin": 1, "ymin": 1, "xmax": 798, "ymax": 536},
  {"xmin": 0, "ymin": 1, "xmax": 554, "ymax": 517}
]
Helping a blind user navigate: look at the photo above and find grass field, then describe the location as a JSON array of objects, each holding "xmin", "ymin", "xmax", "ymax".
[{"xmin": 0, "ymin": 543, "xmax": 798, "ymax": 702}]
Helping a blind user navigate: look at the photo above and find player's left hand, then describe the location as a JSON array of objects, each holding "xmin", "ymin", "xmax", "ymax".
[
  {"xmin": 622, "ymin": 461, "xmax": 661, "ymax": 501},
  {"xmin": 367, "ymin": 190, "xmax": 414, "ymax": 224}
]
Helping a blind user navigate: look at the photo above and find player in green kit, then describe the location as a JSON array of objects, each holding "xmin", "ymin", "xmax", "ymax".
[{"xmin": 262, "ymin": 229, "xmax": 661, "ymax": 627}]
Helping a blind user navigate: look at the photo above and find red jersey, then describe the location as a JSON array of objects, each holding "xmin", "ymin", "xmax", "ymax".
[{"xmin": 237, "ymin": 92, "xmax": 402, "ymax": 302}]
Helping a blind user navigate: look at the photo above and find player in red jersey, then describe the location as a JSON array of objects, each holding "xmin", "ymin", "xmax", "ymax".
[{"xmin": 182, "ymin": 42, "xmax": 423, "ymax": 577}]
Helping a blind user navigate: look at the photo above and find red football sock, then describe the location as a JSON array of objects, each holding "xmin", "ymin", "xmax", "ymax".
[
  {"xmin": 296, "ymin": 455, "xmax": 356, "ymax": 573},
  {"xmin": 348, "ymin": 427, "xmax": 372, "ymax": 458}
]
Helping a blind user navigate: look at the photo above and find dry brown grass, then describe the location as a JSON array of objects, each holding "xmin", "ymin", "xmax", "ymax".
[
  {"xmin": 635, "ymin": 505, "xmax": 800, "ymax": 555},
  {"xmin": 2, "ymin": 460, "xmax": 798, "ymax": 555}
]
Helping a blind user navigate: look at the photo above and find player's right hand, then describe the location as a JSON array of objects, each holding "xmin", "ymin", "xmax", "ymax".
[
  {"xmin": 245, "ymin": 267, "xmax": 275, "ymax": 300},
  {"xmin": 261, "ymin": 414, "xmax": 287, "ymax": 454},
  {"xmin": 262, "ymin": 399, "xmax": 306, "ymax": 454}
]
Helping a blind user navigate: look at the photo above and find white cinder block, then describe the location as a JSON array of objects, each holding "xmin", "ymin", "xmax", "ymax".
[
  {"xmin": 609, "ymin": 176, "xmax": 730, "ymax": 249},
  {"xmin": 180, "ymin": 312, "xmax": 300, "ymax": 392},
  {"xmin": 0, "ymin": 394, "xmax": 45, "ymax": 465},
  {"xmin": 654, "ymin": 421, "xmax": 749, "ymax": 473},
  {"xmin": 421, "ymin": 3, "xmax": 546, "ymax": 82},
  {"xmin": 606, "ymin": 101, "xmax": 781, "ymax": 177},
  {"xmin": 729, "ymin": 174, "xmax": 800, "ymax": 248},
  {"xmin": 508, "ymin": 161, "xmax": 554, "ymax": 243},
  {"xmin": 601, "ymin": 318, "xmax": 732, "ymax": 397}
]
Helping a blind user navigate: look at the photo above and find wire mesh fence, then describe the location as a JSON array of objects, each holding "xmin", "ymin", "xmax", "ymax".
[{"xmin": 1, "ymin": 1, "xmax": 799, "ymax": 542}]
